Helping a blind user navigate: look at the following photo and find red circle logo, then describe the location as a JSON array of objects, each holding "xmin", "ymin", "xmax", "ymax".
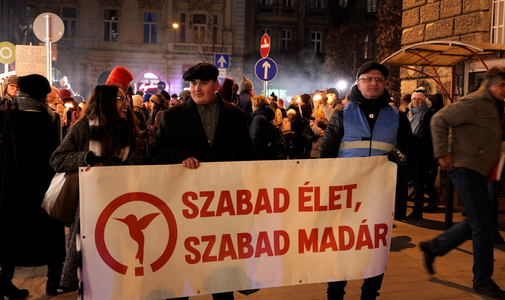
[{"xmin": 95, "ymin": 192, "xmax": 177, "ymax": 276}]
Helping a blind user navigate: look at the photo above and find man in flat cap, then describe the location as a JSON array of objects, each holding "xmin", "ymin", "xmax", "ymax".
[
  {"xmin": 150, "ymin": 63, "xmax": 255, "ymax": 299},
  {"xmin": 318, "ymin": 61, "xmax": 416, "ymax": 300}
]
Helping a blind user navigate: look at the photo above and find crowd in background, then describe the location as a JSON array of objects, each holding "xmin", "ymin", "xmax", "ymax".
[{"xmin": 1, "ymin": 62, "xmax": 505, "ymax": 300}]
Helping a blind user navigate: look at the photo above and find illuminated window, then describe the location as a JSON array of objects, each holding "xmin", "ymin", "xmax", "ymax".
[{"xmin": 367, "ymin": 0, "xmax": 377, "ymax": 12}]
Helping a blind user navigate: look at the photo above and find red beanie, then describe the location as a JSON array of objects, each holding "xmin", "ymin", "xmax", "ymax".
[
  {"xmin": 106, "ymin": 66, "xmax": 134, "ymax": 90},
  {"xmin": 59, "ymin": 88, "xmax": 73, "ymax": 99},
  {"xmin": 217, "ymin": 78, "xmax": 235, "ymax": 102}
]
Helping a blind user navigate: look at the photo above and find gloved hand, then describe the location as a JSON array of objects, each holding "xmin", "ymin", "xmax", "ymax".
[
  {"xmin": 387, "ymin": 149, "xmax": 407, "ymax": 166},
  {"xmin": 85, "ymin": 152, "xmax": 103, "ymax": 165}
]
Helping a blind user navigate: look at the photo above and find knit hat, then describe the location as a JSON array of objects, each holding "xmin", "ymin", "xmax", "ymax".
[
  {"xmin": 2, "ymin": 75, "xmax": 18, "ymax": 95},
  {"xmin": 143, "ymin": 93, "xmax": 152, "ymax": 103},
  {"xmin": 74, "ymin": 95, "xmax": 85, "ymax": 104},
  {"xmin": 183, "ymin": 63, "xmax": 219, "ymax": 81},
  {"xmin": 17, "ymin": 74, "xmax": 51, "ymax": 101},
  {"xmin": 106, "ymin": 66, "xmax": 134, "ymax": 90},
  {"xmin": 217, "ymin": 78, "xmax": 235, "ymax": 102},
  {"xmin": 133, "ymin": 95, "xmax": 143, "ymax": 107},
  {"xmin": 239, "ymin": 75, "xmax": 253, "ymax": 91},
  {"xmin": 59, "ymin": 88, "xmax": 73, "ymax": 100},
  {"xmin": 150, "ymin": 94, "xmax": 163, "ymax": 106},
  {"xmin": 326, "ymin": 87, "xmax": 340, "ymax": 97},
  {"xmin": 356, "ymin": 61, "xmax": 389, "ymax": 81}
]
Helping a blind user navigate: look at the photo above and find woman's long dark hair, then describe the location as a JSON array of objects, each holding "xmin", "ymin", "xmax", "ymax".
[{"xmin": 80, "ymin": 84, "xmax": 144, "ymax": 156}]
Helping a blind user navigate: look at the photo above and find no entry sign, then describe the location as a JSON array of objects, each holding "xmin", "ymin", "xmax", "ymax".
[{"xmin": 260, "ymin": 34, "xmax": 270, "ymax": 58}]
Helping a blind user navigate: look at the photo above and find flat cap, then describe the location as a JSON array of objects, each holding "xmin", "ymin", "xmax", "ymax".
[
  {"xmin": 356, "ymin": 61, "xmax": 389, "ymax": 81},
  {"xmin": 183, "ymin": 63, "xmax": 219, "ymax": 81}
]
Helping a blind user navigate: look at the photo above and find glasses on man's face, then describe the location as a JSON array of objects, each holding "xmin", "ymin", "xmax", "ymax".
[
  {"xmin": 116, "ymin": 96, "xmax": 130, "ymax": 103},
  {"xmin": 358, "ymin": 77, "xmax": 386, "ymax": 83}
]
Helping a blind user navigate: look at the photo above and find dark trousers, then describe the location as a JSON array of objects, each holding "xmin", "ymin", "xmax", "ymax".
[
  {"xmin": 430, "ymin": 167, "xmax": 494, "ymax": 284},
  {"xmin": 412, "ymin": 162, "xmax": 438, "ymax": 215},
  {"xmin": 327, "ymin": 273, "xmax": 384, "ymax": 300}
]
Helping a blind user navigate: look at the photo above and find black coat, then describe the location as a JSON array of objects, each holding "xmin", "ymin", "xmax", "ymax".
[
  {"xmin": 149, "ymin": 94, "xmax": 256, "ymax": 164},
  {"xmin": 0, "ymin": 108, "xmax": 66, "ymax": 266},
  {"xmin": 250, "ymin": 104, "xmax": 277, "ymax": 160}
]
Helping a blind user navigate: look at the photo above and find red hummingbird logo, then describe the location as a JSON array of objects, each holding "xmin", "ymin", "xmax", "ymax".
[{"xmin": 114, "ymin": 213, "xmax": 160, "ymax": 264}]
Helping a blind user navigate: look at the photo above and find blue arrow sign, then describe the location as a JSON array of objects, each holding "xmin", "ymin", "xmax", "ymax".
[
  {"xmin": 214, "ymin": 53, "xmax": 230, "ymax": 69},
  {"xmin": 254, "ymin": 58, "xmax": 278, "ymax": 82}
]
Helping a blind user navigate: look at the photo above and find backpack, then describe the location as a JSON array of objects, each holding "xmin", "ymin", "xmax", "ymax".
[{"xmin": 265, "ymin": 120, "xmax": 287, "ymax": 158}]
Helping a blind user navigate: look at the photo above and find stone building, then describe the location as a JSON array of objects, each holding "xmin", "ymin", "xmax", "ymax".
[
  {"xmin": 400, "ymin": 0, "xmax": 505, "ymax": 102},
  {"xmin": 2, "ymin": 0, "xmax": 246, "ymax": 98}
]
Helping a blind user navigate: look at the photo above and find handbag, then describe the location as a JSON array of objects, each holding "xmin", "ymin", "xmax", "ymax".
[{"xmin": 41, "ymin": 171, "xmax": 79, "ymax": 223}]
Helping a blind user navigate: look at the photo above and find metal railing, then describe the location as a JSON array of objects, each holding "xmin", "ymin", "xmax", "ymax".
[{"xmin": 168, "ymin": 43, "xmax": 231, "ymax": 54}]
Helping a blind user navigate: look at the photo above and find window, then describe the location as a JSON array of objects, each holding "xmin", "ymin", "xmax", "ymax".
[
  {"xmin": 311, "ymin": 31, "xmax": 322, "ymax": 53},
  {"xmin": 367, "ymin": 0, "xmax": 377, "ymax": 12},
  {"xmin": 310, "ymin": 0, "xmax": 323, "ymax": 9},
  {"xmin": 143, "ymin": 12, "xmax": 157, "ymax": 44},
  {"xmin": 193, "ymin": 14, "xmax": 206, "ymax": 44},
  {"xmin": 282, "ymin": 30, "xmax": 292, "ymax": 49},
  {"xmin": 283, "ymin": 0, "xmax": 293, "ymax": 6},
  {"xmin": 180, "ymin": 13, "xmax": 186, "ymax": 43},
  {"xmin": 492, "ymin": 0, "xmax": 505, "ymax": 44},
  {"xmin": 213, "ymin": 15, "xmax": 218, "ymax": 44},
  {"xmin": 103, "ymin": 10, "xmax": 118, "ymax": 42},
  {"xmin": 261, "ymin": 28, "xmax": 271, "ymax": 37},
  {"xmin": 62, "ymin": 7, "xmax": 77, "ymax": 38},
  {"xmin": 261, "ymin": 0, "xmax": 273, "ymax": 5}
]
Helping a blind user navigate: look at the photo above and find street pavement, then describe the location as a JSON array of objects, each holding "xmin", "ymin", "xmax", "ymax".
[{"xmin": 10, "ymin": 203, "xmax": 505, "ymax": 300}]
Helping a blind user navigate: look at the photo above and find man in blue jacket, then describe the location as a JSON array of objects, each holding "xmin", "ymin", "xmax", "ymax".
[{"xmin": 319, "ymin": 61, "xmax": 415, "ymax": 300}]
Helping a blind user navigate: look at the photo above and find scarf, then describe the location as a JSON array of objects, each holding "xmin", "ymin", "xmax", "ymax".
[
  {"xmin": 407, "ymin": 102, "xmax": 429, "ymax": 134},
  {"xmin": 14, "ymin": 92, "xmax": 57, "ymax": 122},
  {"xmin": 88, "ymin": 118, "xmax": 130, "ymax": 161}
]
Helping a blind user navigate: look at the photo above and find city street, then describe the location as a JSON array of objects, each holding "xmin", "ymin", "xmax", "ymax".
[{"xmin": 10, "ymin": 203, "xmax": 505, "ymax": 300}]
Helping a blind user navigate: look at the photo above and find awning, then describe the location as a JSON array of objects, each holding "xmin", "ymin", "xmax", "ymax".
[
  {"xmin": 381, "ymin": 40, "xmax": 505, "ymax": 67},
  {"xmin": 380, "ymin": 40, "xmax": 505, "ymax": 103}
]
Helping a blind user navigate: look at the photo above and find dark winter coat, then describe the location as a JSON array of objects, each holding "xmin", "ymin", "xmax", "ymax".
[
  {"xmin": 250, "ymin": 104, "xmax": 277, "ymax": 160},
  {"xmin": 238, "ymin": 90, "xmax": 253, "ymax": 114},
  {"xmin": 0, "ymin": 96, "xmax": 66, "ymax": 266},
  {"xmin": 149, "ymin": 94, "xmax": 256, "ymax": 164}
]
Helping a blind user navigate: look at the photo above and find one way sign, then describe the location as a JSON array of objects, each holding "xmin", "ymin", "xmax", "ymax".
[{"xmin": 214, "ymin": 53, "xmax": 230, "ymax": 69}]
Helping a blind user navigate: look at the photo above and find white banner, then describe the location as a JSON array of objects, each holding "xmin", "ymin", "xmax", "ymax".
[
  {"xmin": 80, "ymin": 156, "xmax": 397, "ymax": 300},
  {"xmin": 15, "ymin": 45, "xmax": 47, "ymax": 77}
]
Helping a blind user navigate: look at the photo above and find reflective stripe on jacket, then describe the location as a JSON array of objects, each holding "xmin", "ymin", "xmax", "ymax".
[{"xmin": 338, "ymin": 102, "xmax": 399, "ymax": 157}]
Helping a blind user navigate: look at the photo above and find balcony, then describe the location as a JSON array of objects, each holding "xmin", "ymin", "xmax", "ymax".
[{"xmin": 168, "ymin": 43, "xmax": 232, "ymax": 54}]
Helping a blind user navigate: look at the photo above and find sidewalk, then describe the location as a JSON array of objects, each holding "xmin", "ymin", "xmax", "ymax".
[{"xmin": 11, "ymin": 203, "xmax": 505, "ymax": 300}]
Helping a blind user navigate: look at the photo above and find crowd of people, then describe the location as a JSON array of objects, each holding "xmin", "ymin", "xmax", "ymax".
[{"xmin": 1, "ymin": 61, "xmax": 505, "ymax": 300}]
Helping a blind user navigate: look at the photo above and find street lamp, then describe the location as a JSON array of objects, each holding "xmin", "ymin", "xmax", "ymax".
[
  {"xmin": 172, "ymin": 23, "xmax": 179, "ymax": 29},
  {"xmin": 337, "ymin": 80, "xmax": 347, "ymax": 92}
]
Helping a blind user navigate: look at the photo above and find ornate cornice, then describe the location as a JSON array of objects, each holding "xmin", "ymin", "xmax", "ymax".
[
  {"xmin": 98, "ymin": 0, "xmax": 124, "ymax": 6},
  {"xmin": 189, "ymin": 0, "xmax": 213, "ymax": 11},
  {"xmin": 138, "ymin": 0, "xmax": 164, "ymax": 10}
]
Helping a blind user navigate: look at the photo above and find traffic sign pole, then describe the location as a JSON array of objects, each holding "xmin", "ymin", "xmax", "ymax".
[{"xmin": 45, "ymin": 14, "xmax": 52, "ymax": 83}]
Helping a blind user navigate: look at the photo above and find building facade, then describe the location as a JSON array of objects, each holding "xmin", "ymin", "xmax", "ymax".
[
  {"xmin": 2, "ymin": 0, "xmax": 245, "ymax": 98},
  {"xmin": 400, "ymin": 0, "xmax": 505, "ymax": 100}
]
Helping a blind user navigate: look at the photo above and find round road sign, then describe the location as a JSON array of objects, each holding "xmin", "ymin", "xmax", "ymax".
[
  {"xmin": 0, "ymin": 42, "xmax": 16, "ymax": 64},
  {"xmin": 33, "ymin": 13, "xmax": 65, "ymax": 43},
  {"xmin": 260, "ymin": 34, "xmax": 270, "ymax": 58}
]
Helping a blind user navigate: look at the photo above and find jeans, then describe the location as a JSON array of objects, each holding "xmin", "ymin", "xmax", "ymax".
[
  {"xmin": 327, "ymin": 273, "xmax": 384, "ymax": 300},
  {"xmin": 429, "ymin": 167, "xmax": 494, "ymax": 284}
]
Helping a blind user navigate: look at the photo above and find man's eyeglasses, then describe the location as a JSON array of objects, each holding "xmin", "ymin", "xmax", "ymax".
[
  {"xmin": 358, "ymin": 77, "xmax": 386, "ymax": 83},
  {"xmin": 116, "ymin": 96, "xmax": 130, "ymax": 103}
]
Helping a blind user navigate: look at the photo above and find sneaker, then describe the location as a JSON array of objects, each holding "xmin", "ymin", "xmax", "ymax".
[
  {"xmin": 419, "ymin": 241, "xmax": 436, "ymax": 275},
  {"xmin": 473, "ymin": 280, "xmax": 505, "ymax": 299}
]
